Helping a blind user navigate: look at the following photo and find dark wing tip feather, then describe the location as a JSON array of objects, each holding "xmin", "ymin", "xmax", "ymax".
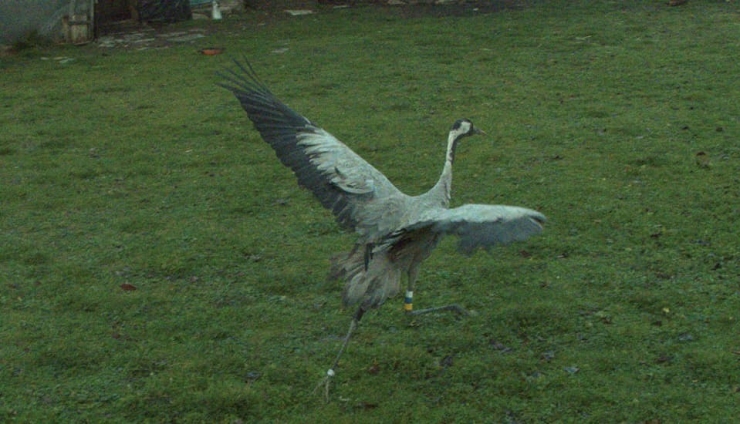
[
  {"xmin": 218, "ymin": 57, "xmax": 360, "ymax": 230},
  {"xmin": 218, "ymin": 58, "xmax": 308, "ymax": 129},
  {"xmin": 216, "ymin": 56, "xmax": 270, "ymax": 97}
]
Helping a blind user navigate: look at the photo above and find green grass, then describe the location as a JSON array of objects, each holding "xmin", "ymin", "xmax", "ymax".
[{"xmin": 2, "ymin": 1, "xmax": 739, "ymax": 422}]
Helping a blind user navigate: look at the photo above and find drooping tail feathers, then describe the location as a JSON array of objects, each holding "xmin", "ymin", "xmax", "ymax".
[{"xmin": 329, "ymin": 244, "xmax": 402, "ymax": 310}]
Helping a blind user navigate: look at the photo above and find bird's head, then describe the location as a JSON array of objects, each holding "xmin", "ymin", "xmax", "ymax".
[{"xmin": 450, "ymin": 119, "xmax": 485, "ymax": 142}]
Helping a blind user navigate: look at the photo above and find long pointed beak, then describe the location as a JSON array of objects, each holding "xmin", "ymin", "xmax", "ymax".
[{"xmin": 474, "ymin": 127, "xmax": 486, "ymax": 135}]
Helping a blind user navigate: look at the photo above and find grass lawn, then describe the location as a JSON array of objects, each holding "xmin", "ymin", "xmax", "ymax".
[{"xmin": 2, "ymin": 1, "xmax": 739, "ymax": 422}]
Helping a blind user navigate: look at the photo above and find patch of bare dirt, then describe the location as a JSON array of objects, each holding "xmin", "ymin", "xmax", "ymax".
[{"xmin": 380, "ymin": 1, "xmax": 533, "ymax": 18}]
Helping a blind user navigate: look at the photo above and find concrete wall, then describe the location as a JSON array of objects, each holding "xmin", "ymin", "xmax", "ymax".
[{"xmin": 0, "ymin": 0, "xmax": 92, "ymax": 44}]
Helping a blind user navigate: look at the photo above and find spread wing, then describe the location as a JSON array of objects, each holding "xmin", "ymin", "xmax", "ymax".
[
  {"xmin": 218, "ymin": 59, "xmax": 407, "ymax": 237},
  {"xmin": 387, "ymin": 204, "xmax": 546, "ymax": 255}
]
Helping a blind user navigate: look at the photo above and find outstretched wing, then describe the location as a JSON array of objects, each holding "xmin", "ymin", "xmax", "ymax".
[
  {"xmin": 218, "ymin": 59, "xmax": 406, "ymax": 236},
  {"xmin": 390, "ymin": 204, "xmax": 545, "ymax": 255}
]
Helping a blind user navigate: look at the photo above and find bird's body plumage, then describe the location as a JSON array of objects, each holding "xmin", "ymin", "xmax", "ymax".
[
  {"xmin": 219, "ymin": 59, "xmax": 545, "ymax": 394},
  {"xmin": 220, "ymin": 60, "xmax": 544, "ymax": 311}
]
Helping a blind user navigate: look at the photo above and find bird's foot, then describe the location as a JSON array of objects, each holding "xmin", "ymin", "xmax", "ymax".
[
  {"xmin": 406, "ymin": 303, "xmax": 474, "ymax": 317},
  {"xmin": 312, "ymin": 369, "xmax": 335, "ymax": 403}
]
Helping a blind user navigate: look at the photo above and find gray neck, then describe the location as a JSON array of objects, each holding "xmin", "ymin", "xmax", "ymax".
[{"xmin": 429, "ymin": 131, "xmax": 459, "ymax": 207}]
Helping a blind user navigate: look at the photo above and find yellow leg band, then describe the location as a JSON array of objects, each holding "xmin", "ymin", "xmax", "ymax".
[{"xmin": 403, "ymin": 290, "xmax": 413, "ymax": 311}]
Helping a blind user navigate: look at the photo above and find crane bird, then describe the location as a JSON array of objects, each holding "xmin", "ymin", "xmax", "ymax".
[{"xmin": 218, "ymin": 59, "xmax": 546, "ymax": 397}]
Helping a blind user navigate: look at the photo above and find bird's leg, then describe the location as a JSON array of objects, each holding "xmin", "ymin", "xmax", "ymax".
[
  {"xmin": 404, "ymin": 266, "xmax": 470, "ymax": 316},
  {"xmin": 363, "ymin": 243, "xmax": 374, "ymax": 271},
  {"xmin": 407, "ymin": 304, "xmax": 470, "ymax": 316},
  {"xmin": 402, "ymin": 265, "xmax": 420, "ymax": 313},
  {"xmin": 314, "ymin": 305, "xmax": 366, "ymax": 402}
]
